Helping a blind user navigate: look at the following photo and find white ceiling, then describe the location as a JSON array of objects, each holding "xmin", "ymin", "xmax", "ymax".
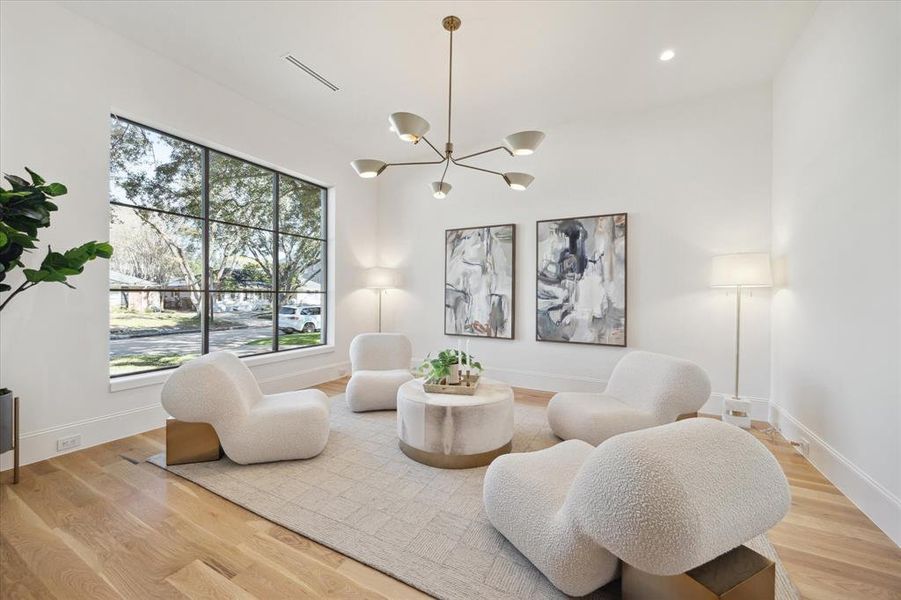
[{"xmin": 64, "ymin": 1, "xmax": 815, "ymax": 161}]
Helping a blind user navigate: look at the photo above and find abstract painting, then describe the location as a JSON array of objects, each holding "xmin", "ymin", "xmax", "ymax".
[
  {"xmin": 536, "ymin": 213, "xmax": 627, "ymax": 346},
  {"xmin": 445, "ymin": 224, "xmax": 515, "ymax": 339}
]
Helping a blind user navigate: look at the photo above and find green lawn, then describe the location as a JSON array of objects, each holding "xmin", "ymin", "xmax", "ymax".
[
  {"xmin": 111, "ymin": 333, "xmax": 320, "ymax": 375},
  {"xmin": 110, "ymin": 352, "xmax": 198, "ymax": 375},
  {"xmin": 110, "ymin": 309, "xmax": 240, "ymax": 333},
  {"xmin": 248, "ymin": 332, "xmax": 321, "ymax": 347}
]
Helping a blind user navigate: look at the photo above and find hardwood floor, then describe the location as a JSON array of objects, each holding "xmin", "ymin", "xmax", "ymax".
[{"xmin": 1, "ymin": 378, "xmax": 899, "ymax": 600}]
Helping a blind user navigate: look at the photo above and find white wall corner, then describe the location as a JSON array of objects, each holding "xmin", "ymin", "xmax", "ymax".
[
  {"xmin": 257, "ymin": 360, "xmax": 350, "ymax": 394},
  {"xmin": 769, "ymin": 402, "xmax": 901, "ymax": 547}
]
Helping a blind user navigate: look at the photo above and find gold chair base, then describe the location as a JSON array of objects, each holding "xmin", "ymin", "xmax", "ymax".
[
  {"xmin": 622, "ymin": 545, "xmax": 775, "ymax": 600},
  {"xmin": 166, "ymin": 418, "xmax": 222, "ymax": 466}
]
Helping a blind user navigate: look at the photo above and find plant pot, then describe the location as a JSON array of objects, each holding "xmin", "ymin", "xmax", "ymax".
[
  {"xmin": 0, "ymin": 389, "xmax": 13, "ymax": 453},
  {"xmin": 447, "ymin": 364, "xmax": 461, "ymax": 385}
]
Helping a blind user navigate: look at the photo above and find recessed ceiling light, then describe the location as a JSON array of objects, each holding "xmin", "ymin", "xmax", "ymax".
[{"xmin": 659, "ymin": 49, "xmax": 675, "ymax": 62}]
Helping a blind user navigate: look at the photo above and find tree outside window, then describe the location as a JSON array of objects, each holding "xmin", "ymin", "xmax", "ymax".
[{"xmin": 108, "ymin": 117, "xmax": 327, "ymax": 376}]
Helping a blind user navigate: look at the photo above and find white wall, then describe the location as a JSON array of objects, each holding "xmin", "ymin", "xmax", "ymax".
[
  {"xmin": 771, "ymin": 1, "xmax": 901, "ymax": 544},
  {"xmin": 0, "ymin": 1, "xmax": 379, "ymax": 468},
  {"xmin": 377, "ymin": 84, "xmax": 774, "ymax": 408}
]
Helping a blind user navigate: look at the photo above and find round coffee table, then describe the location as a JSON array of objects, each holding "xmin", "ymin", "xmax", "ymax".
[{"xmin": 397, "ymin": 377, "xmax": 514, "ymax": 469}]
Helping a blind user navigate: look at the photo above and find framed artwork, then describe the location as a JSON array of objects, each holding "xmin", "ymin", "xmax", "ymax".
[
  {"xmin": 536, "ymin": 213, "xmax": 627, "ymax": 346},
  {"xmin": 445, "ymin": 223, "xmax": 515, "ymax": 339}
]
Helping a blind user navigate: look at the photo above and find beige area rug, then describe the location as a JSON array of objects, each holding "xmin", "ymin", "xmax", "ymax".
[{"xmin": 150, "ymin": 394, "xmax": 798, "ymax": 600}]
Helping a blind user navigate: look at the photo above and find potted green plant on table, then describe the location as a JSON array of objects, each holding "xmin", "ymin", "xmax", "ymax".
[
  {"xmin": 419, "ymin": 349, "xmax": 483, "ymax": 384},
  {"xmin": 0, "ymin": 169, "xmax": 112, "ymax": 478}
]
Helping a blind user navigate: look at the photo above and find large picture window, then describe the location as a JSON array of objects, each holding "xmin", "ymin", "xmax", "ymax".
[{"xmin": 108, "ymin": 116, "xmax": 327, "ymax": 376}]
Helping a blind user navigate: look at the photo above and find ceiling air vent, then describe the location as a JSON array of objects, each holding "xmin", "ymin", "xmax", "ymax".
[{"xmin": 283, "ymin": 54, "xmax": 339, "ymax": 92}]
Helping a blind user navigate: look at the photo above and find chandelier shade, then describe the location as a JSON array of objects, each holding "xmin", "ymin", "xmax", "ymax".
[
  {"xmin": 351, "ymin": 16, "xmax": 543, "ymax": 197},
  {"xmin": 503, "ymin": 131, "xmax": 546, "ymax": 156},
  {"xmin": 504, "ymin": 172, "xmax": 534, "ymax": 191},
  {"xmin": 388, "ymin": 112, "xmax": 430, "ymax": 143},
  {"xmin": 430, "ymin": 181, "xmax": 452, "ymax": 199},
  {"xmin": 350, "ymin": 159, "xmax": 387, "ymax": 178}
]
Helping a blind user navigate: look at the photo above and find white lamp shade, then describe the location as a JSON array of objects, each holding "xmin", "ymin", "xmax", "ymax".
[
  {"xmin": 711, "ymin": 253, "xmax": 773, "ymax": 287},
  {"xmin": 350, "ymin": 159, "xmax": 386, "ymax": 178},
  {"xmin": 365, "ymin": 267, "xmax": 401, "ymax": 289},
  {"xmin": 388, "ymin": 112, "xmax": 430, "ymax": 143},
  {"xmin": 430, "ymin": 181, "xmax": 452, "ymax": 199},
  {"xmin": 504, "ymin": 172, "xmax": 534, "ymax": 191},
  {"xmin": 503, "ymin": 130, "xmax": 545, "ymax": 155}
]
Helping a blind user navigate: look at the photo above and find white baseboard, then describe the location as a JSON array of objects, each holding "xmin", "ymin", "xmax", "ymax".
[
  {"xmin": 0, "ymin": 360, "xmax": 351, "ymax": 472},
  {"xmin": 769, "ymin": 402, "xmax": 901, "ymax": 547},
  {"xmin": 257, "ymin": 360, "xmax": 350, "ymax": 394},
  {"xmin": 480, "ymin": 365, "xmax": 607, "ymax": 393},
  {"xmin": 0, "ymin": 402, "xmax": 169, "ymax": 471}
]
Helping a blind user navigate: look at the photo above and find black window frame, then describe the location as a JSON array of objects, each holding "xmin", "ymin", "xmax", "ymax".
[{"xmin": 108, "ymin": 115, "xmax": 329, "ymax": 378}]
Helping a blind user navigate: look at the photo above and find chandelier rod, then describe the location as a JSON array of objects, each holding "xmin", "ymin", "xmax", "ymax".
[
  {"xmin": 385, "ymin": 157, "xmax": 447, "ymax": 168},
  {"xmin": 422, "ymin": 136, "xmax": 446, "ymax": 160},
  {"xmin": 439, "ymin": 155, "xmax": 451, "ymax": 186},
  {"xmin": 455, "ymin": 145, "xmax": 514, "ymax": 162},
  {"xmin": 447, "ymin": 26, "xmax": 453, "ymax": 146},
  {"xmin": 452, "ymin": 157, "xmax": 507, "ymax": 180}
]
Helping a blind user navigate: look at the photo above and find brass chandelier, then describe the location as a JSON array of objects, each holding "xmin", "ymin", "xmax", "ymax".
[{"xmin": 350, "ymin": 15, "xmax": 545, "ymax": 198}]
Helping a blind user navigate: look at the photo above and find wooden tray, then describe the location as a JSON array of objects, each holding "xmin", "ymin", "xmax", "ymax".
[{"xmin": 423, "ymin": 374, "xmax": 481, "ymax": 395}]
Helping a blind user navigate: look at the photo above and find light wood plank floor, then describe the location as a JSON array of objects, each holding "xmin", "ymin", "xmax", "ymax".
[{"xmin": 1, "ymin": 379, "xmax": 899, "ymax": 600}]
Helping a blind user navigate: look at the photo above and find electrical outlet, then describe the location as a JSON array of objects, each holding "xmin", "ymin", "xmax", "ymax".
[{"xmin": 57, "ymin": 434, "xmax": 81, "ymax": 452}]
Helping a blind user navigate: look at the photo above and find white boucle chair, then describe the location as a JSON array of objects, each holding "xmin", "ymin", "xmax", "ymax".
[
  {"xmin": 483, "ymin": 418, "xmax": 790, "ymax": 597},
  {"xmin": 547, "ymin": 350, "xmax": 711, "ymax": 445},
  {"xmin": 346, "ymin": 333, "xmax": 413, "ymax": 412},
  {"xmin": 161, "ymin": 351, "xmax": 330, "ymax": 465}
]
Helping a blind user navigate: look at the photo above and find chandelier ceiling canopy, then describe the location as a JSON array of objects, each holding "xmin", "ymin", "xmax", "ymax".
[{"xmin": 350, "ymin": 15, "xmax": 545, "ymax": 198}]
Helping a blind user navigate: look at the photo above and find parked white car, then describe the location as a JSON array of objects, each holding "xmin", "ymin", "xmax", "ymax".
[{"xmin": 278, "ymin": 306, "xmax": 321, "ymax": 333}]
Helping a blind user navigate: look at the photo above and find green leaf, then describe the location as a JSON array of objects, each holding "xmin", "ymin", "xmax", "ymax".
[
  {"xmin": 40, "ymin": 182, "xmax": 67, "ymax": 197},
  {"xmin": 16, "ymin": 206, "xmax": 47, "ymax": 221},
  {"xmin": 23, "ymin": 167, "xmax": 45, "ymax": 186},
  {"xmin": 23, "ymin": 268, "xmax": 48, "ymax": 282},
  {"xmin": 0, "ymin": 190, "xmax": 34, "ymax": 199},
  {"xmin": 0, "ymin": 169, "xmax": 112, "ymax": 311},
  {"xmin": 3, "ymin": 174, "xmax": 29, "ymax": 190}
]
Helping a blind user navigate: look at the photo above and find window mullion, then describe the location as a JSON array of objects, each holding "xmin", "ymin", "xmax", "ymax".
[
  {"xmin": 322, "ymin": 188, "xmax": 328, "ymax": 346},
  {"xmin": 273, "ymin": 173, "xmax": 280, "ymax": 353},
  {"xmin": 201, "ymin": 147, "xmax": 210, "ymax": 355}
]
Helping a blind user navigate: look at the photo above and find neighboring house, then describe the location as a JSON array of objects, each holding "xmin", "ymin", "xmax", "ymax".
[{"xmin": 109, "ymin": 271, "xmax": 162, "ymax": 311}]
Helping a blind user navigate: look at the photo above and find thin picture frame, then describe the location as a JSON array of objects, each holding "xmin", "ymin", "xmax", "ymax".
[
  {"xmin": 444, "ymin": 223, "xmax": 516, "ymax": 340},
  {"xmin": 535, "ymin": 212, "xmax": 628, "ymax": 347}
]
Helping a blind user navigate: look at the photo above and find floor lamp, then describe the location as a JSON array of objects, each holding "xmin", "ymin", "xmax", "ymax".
[
  {"xmin": 711, "ymin": 253, "xmax": 772, "ymax": 429},
  {"xmin": 364, "ymin": 267, "xmax": 400, "ymax": 333}
]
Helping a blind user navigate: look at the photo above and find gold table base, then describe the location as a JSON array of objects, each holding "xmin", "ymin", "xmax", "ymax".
[{"xmin": 399, "ymin": 439, "xmax": 512, "ymax": 469}]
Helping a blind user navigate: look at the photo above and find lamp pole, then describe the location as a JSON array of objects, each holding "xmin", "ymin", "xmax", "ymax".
[
  {"xmin": 377, "ymin": 289, "xmax": 383, "ymax": 333},
  {"xmin": 734, "ymin": 285, "xmax": 742, "ymax": 399}
]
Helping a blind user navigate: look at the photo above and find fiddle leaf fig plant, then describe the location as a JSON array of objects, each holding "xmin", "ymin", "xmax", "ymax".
[
  {"xmin": 418, "ymin": 349, "xmax": 483, "ymax": 382},
  {"xmin": 0, "ymin": 168, "xmax": 113, "ymax": 312}
]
